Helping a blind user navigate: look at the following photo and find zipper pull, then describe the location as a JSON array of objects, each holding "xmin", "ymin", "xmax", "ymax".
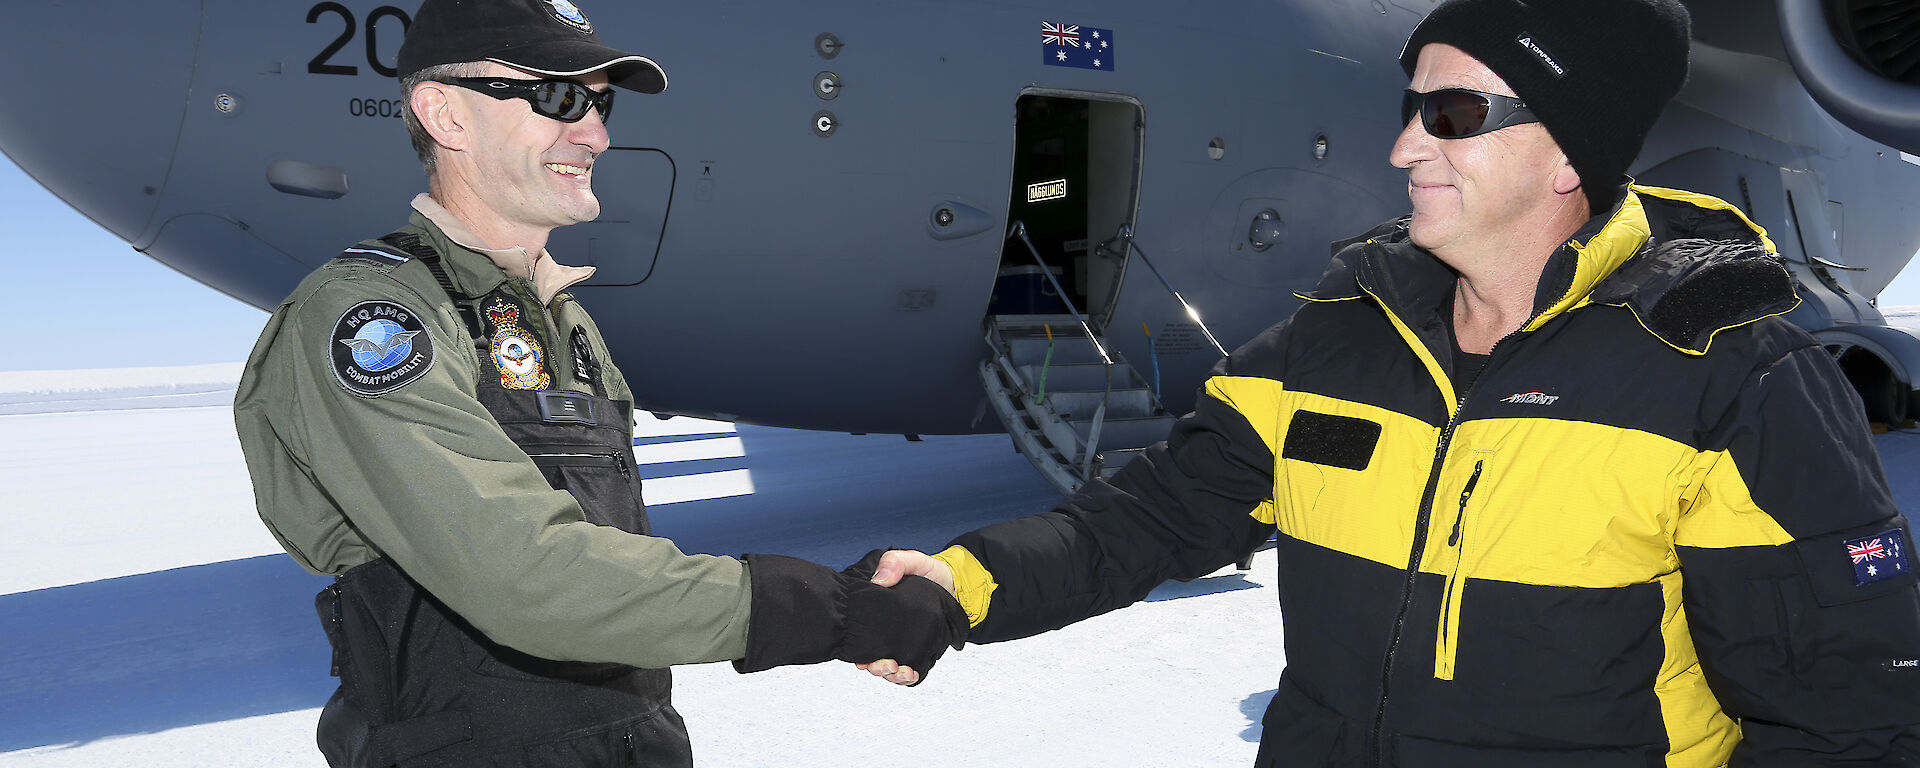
[{"xmin": 1448, "ymin": 460, "xmax": 1484, "ymax": 547}]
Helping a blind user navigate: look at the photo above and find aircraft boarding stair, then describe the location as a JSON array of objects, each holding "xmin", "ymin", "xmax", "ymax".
[{"xmin": 980, "ymin": 314, "xmax": 1178, "ymax": 495}]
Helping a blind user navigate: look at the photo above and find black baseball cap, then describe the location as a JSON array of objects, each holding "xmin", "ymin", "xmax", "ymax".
[{"xmin": 398, "ymin": 0, "xmax": 667, "ymax": 94}]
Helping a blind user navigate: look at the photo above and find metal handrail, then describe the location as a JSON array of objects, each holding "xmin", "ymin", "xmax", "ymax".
[
  {"xmin": 1102, "ymin": 224, "xmax": 1230, "ymax": 359},
  {"xmin": 1008, "ymin": 222, "xmax": 1111, "ymax": 365},
  {"xmin": 1006, "ymin": 221, "xmax": 1116, "ymax": 480}
]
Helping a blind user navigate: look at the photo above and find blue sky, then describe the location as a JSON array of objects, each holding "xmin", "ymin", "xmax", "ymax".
[
  {"xmin": 5, "ymin": 155, "xmax": 1920, "ymax": 373},
  {"xmin": 1, "ymin": 158, "xmax": 267, "ymax": 371}
]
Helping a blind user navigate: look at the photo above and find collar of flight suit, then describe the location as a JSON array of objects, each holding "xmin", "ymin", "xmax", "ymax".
[{"xmin": 410, "ymin": 193, "xmax": 597, "ymax": 306}]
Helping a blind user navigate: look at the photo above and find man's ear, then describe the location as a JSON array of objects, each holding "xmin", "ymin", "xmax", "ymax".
[
  {"xmin": 1553, "ymin": 156, "xmax": 1582, "ymax": 196},
  {"xmin": 413, "ymin": 82, "xmax": 469, "ymax": 152}
]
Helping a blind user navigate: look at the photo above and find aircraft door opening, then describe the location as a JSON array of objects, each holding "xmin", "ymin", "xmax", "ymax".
[{"xmin": 991, "ymin": 93, "xmax": 1142, "ymax": 325}]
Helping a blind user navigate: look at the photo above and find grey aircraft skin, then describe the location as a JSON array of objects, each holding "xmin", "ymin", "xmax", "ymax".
[{"xmin": 4, "ymin": 1, "xmax": 1920, "ymax": 451}]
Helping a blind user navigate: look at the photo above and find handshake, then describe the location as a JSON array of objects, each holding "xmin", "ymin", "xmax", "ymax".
[{"xmin": 734, "ymin": 549, "xmax": 963, "ymax": 686}]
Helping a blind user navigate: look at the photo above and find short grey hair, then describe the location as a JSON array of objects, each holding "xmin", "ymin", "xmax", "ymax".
[{"xmin": 401, "ymin": 61, "xmax": 489, "ymax": 179}]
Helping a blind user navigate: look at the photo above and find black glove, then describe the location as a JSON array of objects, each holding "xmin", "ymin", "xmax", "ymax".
[{"xmin": 734, "ymin": 549, "xmax": 967, "ymax": 683}]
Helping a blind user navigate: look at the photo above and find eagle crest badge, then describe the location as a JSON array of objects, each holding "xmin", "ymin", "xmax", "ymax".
[{"xmin": 486, "ymin": 298, "xmax": 551, "ymax": 390}]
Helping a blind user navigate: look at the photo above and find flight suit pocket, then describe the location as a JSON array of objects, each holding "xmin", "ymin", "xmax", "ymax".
[
  {"xmin": 527, "ymin": 450, "xmax": 650, "ymax": 535},
  {"xmin": 316, "ymin": 581, "xmax": 394, "ymax": 717}
]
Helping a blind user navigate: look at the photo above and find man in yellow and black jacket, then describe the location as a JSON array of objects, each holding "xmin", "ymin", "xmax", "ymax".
[{"xmin": 863, "ymin": 0, "xmax": 1920, "ymax": 764}]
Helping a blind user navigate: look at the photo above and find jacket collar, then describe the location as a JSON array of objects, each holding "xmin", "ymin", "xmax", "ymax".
[
  {"xmin": 409, "ymin": 194, "xmax": 596, "ymax": 306},
  {"xmin": 1303, "ymin": 185, "xmax": 1795, "ymax": 355},
  {"xmin": 1584, "ymin": 186, "xmax": 1797, "ymax": 353}
]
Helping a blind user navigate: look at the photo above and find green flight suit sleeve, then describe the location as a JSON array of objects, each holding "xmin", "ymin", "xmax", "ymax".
[{"xmin": 249, "ymin": 266, "xmax": 750, "ymax": 668}]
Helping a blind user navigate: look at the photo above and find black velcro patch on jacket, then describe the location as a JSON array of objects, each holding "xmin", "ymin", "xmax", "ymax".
[{"xmin": 1281, "ymin": 411, "xmax": 1382, "ymax": 471}]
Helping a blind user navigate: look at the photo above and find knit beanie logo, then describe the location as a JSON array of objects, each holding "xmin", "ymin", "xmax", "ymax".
[{"xmin": 1515, "ymin": 34, "xmax": 1567, "ymax": 79}]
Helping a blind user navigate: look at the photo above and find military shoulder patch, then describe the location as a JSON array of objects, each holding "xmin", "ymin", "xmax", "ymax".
[{"xmin": 329, "ymin": 300, "xmax": 435, "ymax": 396}]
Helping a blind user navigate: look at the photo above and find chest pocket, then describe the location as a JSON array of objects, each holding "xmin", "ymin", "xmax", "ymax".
[
  {"xmin": 483, "ymin": 386, "xmax": 652, "ymax": 536},
  {"xmin": 526, "ymin": 448, "xmax": 648, "ymax": 532}
]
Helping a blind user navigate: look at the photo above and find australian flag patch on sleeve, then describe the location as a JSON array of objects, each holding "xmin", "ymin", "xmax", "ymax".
[{"xmin": 1847, "ymin": 529, "xmax": 1911, "ymax": 586}]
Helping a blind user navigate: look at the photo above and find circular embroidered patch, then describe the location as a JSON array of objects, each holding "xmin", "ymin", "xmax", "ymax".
[
  {"xmin": 330, "ymin": 300, "xmax": 435, "ymax": 396},
  {"xmin": 545, "ymin": 0, "xmax": 593, "ymax": 33}
]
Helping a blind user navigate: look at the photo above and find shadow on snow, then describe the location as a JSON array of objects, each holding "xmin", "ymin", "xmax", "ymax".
[
  {"xmin": 0, "ymin": 555, "xmax": 333, "ymax": 751},
  {"xmin": 0, "ymin": 427, "xmax": 1067, "ymax": 750}
]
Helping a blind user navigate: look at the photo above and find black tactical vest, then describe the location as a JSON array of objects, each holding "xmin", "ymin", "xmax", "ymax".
[{"xmin": 313, "ymin": 234, "xmax": 689, "ymax": 768}]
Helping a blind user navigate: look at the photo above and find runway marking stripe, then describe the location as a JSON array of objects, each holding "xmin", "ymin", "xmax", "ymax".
[
  {"xmin": 642, "ymin": 469, "xmax": 755, "ymax": 506},
  {"xmin": 629, "ymin": 419, "xmax": 754, "ymax": 505},
  {"xmin": 633, "ymin": 436, "xmax": 745, "ymax": 465}
]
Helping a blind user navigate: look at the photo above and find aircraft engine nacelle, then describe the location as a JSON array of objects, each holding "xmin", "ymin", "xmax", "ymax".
[
  {"xmin": 1778, "ymin": 0, "xmax": 1920, "ymax": 155},
  {"xmin": 1813, "ymin": 323, "xmax": 1920, "ymax": 428}
]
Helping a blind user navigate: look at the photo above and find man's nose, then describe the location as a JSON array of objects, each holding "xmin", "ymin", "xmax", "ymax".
[
  {"xmin": 569, "ymin": 109, "xmax": 612, "ymax": 153},
  {"xmin": 1389, "ymin": 114, "xmax": 1434, "ymax": 169}
]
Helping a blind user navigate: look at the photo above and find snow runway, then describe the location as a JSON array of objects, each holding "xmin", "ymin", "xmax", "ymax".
[{"xmin": 0, "ymin": 371, "xmax": 1291, "ymax": 767}]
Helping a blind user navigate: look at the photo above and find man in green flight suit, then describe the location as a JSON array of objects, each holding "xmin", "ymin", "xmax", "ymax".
[{"xmin": 232, "ymin": 1, "xmax": 964, "ymax": 765}]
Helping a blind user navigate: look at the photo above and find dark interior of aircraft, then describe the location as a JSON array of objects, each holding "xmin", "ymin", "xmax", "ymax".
[{"xmin": 992, "ymin": 94, "xmax": 1143, "ymax": 330}]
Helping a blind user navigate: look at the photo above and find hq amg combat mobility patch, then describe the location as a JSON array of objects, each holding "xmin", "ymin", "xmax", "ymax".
[
  {"xmin": 1848, "ymin": 529, "xmax": 1911, "ymax": 586},
  {"xmin": 331, "ymin": 300, "xmax": 435, "ymax": 396}
]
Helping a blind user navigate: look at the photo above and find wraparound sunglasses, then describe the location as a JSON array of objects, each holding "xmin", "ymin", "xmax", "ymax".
[
  {"xmin": 1402, "ymin": 87, "xmax": 1538, "ymax": 139},
  {"xmin": 435, "ymin": 77, "xmax": 615, "ymax": 124}
]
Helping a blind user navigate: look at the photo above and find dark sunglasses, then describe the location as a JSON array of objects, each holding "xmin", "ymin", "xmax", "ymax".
[
  {"xmin": 435, "ymin": 77, "xmax": 615, "ymax": 124},
  {"xmin": 1401, "ymin": 88, "xmax": 1538, "ymax": 139}
]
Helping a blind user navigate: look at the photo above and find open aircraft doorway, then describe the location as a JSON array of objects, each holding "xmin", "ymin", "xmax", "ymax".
[
  {"xmin": 990, "ymin": 91, "xmax": 1143, "ymax": 324},
  {"xmin": 982, "ymin": 90, "xmax": 1166, "ymax": 496}
]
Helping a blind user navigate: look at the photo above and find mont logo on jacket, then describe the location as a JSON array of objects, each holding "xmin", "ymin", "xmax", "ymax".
[{"xmin": 1496, "ymin": 389, "xmax": 1559, "ymax": 405}]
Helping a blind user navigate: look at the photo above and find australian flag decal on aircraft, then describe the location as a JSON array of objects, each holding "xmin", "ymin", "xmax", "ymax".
[{"xmin": 1042, "ymin": 21, "xmax": 1115, "ymax": 71}]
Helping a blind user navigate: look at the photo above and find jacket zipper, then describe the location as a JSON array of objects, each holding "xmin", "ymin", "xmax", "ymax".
[
  {"xmin": 526, "ymin": 451, "xmax": 620, "ymax": 465},
  {"xmin": 1371, "ymin": 391, "xmax": 1465, "ymax": 768},
  {"xmin": 1447, "ymin": 464, "xmax": 1482, "ymax": 547},
  {"xmin": 1365, "ymin": 290, "xmax": 1522, "ymax": 767},
  {"xmin": 511, "ymin": 280, "xmax": 571, "ymax": 391},
  {"xmin": 1434, "ymin": 459, "xmax": 1484, "ymax": 680}
]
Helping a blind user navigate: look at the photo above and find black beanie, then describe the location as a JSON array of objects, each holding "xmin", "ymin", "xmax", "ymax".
[{"xmin": 1399, "ymin": 0, "xmax": 1691, "ymax": 215}]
